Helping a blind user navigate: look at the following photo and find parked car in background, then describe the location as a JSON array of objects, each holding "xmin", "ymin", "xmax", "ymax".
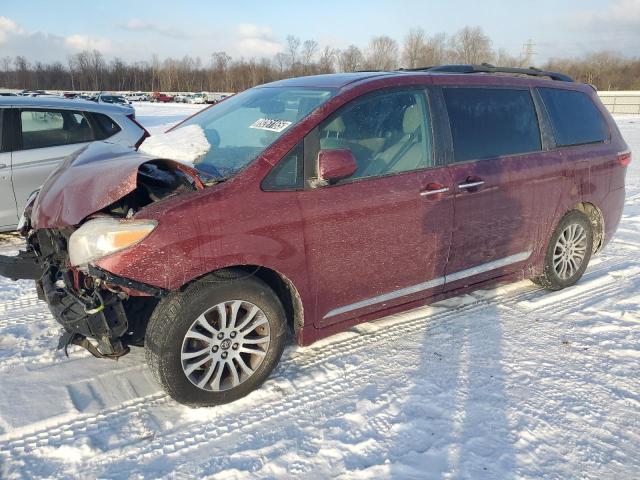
[
  {"xmin": 0, "ymin": 65, "xmax": 629, "ymax": 407},
  {"xmin": 0, "ymin": 92, "xmax": 18, "ymax": 96},
  {"xmin": 189, "ymin": 93, "xmax": 207, "ymax": 104},
  {"xmin": 97, "ymin": 93, "xmax": 130, "ymax": 105},
  {"xmin": 0, "ymin": 96, "xmax": 149, "ymax": 231},
  {"xmin": 152, "ymin": 92, "xmax": 174, "ymax": 103},
  {"xmin": 19, "ymin": 90, "xmax": 47, "ymax": 97},
  {"xmin": 125, "ymin": 92, "xmax": 149, "ymax": 102},
  {"xmin": 173, "ymin": 93, "xmax": 188, "ymax": 103},
  {"xmin": 96, "ymin": 94, "xmax": 135, "ymax": 116}
]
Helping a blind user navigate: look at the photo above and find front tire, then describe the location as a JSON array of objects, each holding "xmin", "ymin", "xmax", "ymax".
[
  {"xmin": 145, "ymin": 271, "xmax": 287, "ymax": 407},
  {"xmin": 533, "ymin": 210, "xmax": 593, "ymax": 291}
]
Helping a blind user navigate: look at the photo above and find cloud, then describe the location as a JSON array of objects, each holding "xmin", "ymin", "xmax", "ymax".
[
  {"xmin": 235, "ymin": 23, "xmax": 282, "ymax": 56},
  {"xmin": 0, "ymin": 16, "xmax": 23, "ymax": 44},
  {"xmin": 120, "ymin": 19, "xmax": 190, "ymax": 39},
  {"xmin": 0, "ymin": 17, "xmax": 116, "ymax": 62},
  {"xmin": 565, "ymin": 0, "xmax": 640, "ymax": 55},
  {"xmin": 0, "ymin": 16, "xmax": 284, "ymax": 63},
  {"xmin": 570, "ymin": 0, "xmax": 640, "ymax": 32},
  {"xmin": 65, "ymin": 34, "xmax": 113, "ymax": 53}
]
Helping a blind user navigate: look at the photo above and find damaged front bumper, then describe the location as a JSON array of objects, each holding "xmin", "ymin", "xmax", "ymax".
[
  {"xmin": 1, "ymin": 243, "xmax": 166, "ymax": 360},
  {"xmin": 41, "ymin": 265, "xmax": 167, "ymax": 359}
]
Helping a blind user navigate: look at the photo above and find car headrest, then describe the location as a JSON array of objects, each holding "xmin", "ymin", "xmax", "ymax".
[
  {"xmin": 324, "ymin": 116, "xmax": 346, "ymax": 133},
  {"xmin": 403, "ymin": 104, "xmax": 422, "ymax": 134}
]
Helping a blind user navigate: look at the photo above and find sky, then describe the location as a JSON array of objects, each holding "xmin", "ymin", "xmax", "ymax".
[{"xmin": 0, "ymin": 0, "xmax": 639, "ymax": 65}]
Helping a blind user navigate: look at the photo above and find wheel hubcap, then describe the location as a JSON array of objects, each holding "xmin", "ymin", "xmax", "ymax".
[
  {"xmin": 181, "ymin": 300, "xmax": 271, "ymax": 392},
  {"xmin": 553, "ymin": 223, "xmax": 588, "ymax": 280}
]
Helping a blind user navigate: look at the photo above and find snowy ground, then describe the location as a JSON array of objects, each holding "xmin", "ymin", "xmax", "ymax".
[{"xmin": 0, "ymin": 105, "xmax": 638, "ymax": 479}]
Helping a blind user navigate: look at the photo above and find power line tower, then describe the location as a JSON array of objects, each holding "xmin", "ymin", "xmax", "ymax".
[{"xmin": 522, "ymin": 39, "xmax": 536, "ymax": 67}]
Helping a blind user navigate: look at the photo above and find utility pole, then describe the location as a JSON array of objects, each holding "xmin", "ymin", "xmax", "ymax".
[{"xmin": 522, "ymin": 39, "xmax": 536, "ymax": 67}]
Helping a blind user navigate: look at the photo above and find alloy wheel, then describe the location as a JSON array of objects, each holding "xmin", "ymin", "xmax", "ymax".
[
  {"xmin": 180, "ymin": 300, "xmax": 271, "ymax": 392},
  {"xmin": 553, "ymin": 223, "xmax": 588, "ymax": 280}
]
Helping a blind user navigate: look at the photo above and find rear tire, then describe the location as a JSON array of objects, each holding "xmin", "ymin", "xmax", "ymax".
[
  {"xmin": 532, "ymin": 210, "xmax": 593, "ymax": 291},
  {"xmin": 145, "ymin": 270, "xmax": 287, "ymax": 407}
]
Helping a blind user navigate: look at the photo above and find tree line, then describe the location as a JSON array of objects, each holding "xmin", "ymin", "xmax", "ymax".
[{"xmin": 1, "ymin": 26, "xmax": 638, "ymax": 92}]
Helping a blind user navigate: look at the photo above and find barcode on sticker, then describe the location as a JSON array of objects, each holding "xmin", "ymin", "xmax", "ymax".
[{"xmin": 250, "ymin": 118, "xmax": 292, "ymax": 132}]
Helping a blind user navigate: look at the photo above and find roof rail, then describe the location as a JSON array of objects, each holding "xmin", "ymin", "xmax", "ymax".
[{"xmin": 400, "ymin": 63, "xmax": 574, "ymax": 82}]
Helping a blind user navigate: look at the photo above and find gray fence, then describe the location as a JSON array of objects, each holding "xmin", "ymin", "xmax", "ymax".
[{"xmin": 598, "ymin": 91, "xmax": 640, "ymax": 115}]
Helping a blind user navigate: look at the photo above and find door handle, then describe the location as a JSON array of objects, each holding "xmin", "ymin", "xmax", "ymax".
[
  {"xmin": 0, "ymin": 164, "xmax": 7, "ymax": 170},
  {"xmin": 458, "ymin": 181, "xmax": 485, "ymax": 189},
  {"xmin": 420, "ymin": 182, "xmax": 449, "ymax": 197}
]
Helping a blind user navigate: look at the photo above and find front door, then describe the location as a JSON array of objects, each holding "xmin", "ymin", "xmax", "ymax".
[
  {"xmin": 298, "ymin": 88, "xmax": 453, "ymax": 327},
  {"xmin": 440, "ymin": 86, "xmax": 544, "ymax": 288}
]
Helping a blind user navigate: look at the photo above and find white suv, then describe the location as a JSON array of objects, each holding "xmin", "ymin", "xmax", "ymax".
[{"xmin": 0, "ymin": 97, "xmax": 149, "ymax": 231}]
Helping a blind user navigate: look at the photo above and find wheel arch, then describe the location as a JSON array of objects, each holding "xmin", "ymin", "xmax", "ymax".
[
  {"xmin": 179, "ymin": 264, "xmax": 305, "ymax": 343},
  {"xmin": 572, "ymin": 201, "xmax": 605, "ymax": 254}
]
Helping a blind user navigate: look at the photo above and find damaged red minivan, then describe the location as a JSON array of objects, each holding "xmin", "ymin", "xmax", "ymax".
[{"xmin": 0, "ymin": 65, "xmax": 629, "ymax": 406}]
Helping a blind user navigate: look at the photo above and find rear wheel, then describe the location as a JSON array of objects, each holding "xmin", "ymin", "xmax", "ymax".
[
  {"xmin": 533, "ymin": 210, "xmax": 593, "ymax": 290},
  {"xmin": 145, "ymin": 271, "xmax": 287, "ymax": 407}
]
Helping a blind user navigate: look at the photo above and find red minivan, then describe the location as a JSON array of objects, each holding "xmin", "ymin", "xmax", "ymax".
[{"xmin": 0, "ymin": 65, "xmax": 629, "ymax": 406}]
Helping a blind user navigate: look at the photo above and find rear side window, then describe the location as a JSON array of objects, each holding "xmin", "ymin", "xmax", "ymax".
[
  {"xmin": 20, "ymin": 109, "xmax": 95, "ymax": 150},
  {"xmin": 90, "ymin": 112, "xmax": 122, "ymax": 140},
  {"xmin": 538, "ymin": 88, "xmax": 608, "ymax": 147},
  {"xmin": 443, "ymin": 88, "xmax": 541, "ymax": 162}
]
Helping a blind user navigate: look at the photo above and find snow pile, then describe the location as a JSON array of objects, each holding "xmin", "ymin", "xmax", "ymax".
[{"xmin": 138, "ymin": 123, "xmax": 210, "ymax": 165}]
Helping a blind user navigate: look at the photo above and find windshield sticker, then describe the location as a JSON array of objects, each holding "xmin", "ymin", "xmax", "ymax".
[{"xmin": 250, "ymin": 118, "xmax": 292, "ymax": 133}]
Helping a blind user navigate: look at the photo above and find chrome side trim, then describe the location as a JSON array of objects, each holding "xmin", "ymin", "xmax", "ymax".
[
  {"xmin": 323, "ymin": 251, "xmax": 532, "ymax": 319},
  {"xmin": 445, "ymin": 251, "xmax": 531, "ymax": 283},
  {"xmin": 324, "ymin": 277, "xmax": 446, "ymax": 319}
]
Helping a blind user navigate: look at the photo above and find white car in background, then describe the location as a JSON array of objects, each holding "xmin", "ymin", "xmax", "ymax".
[
  {"xmin": 125, "ymin": 92, "xmax": 149, "ymax": 102},
  {"xmin": 0, "ymin": 97, "xmax": 149, "ymax": 231},
  {"xmin": 188, "ymin": 93, "xmax": 207, "ymax": 104}
]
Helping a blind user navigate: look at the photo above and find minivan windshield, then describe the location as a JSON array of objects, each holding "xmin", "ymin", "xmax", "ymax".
[{"xmin": 177, "ymin": 86, "xmax": 336, "ymax": 178}]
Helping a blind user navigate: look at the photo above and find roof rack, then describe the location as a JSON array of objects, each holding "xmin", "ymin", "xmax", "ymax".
[{"xmin": 400, "ymin": 63, "xmax": 574, "ymax": 82}]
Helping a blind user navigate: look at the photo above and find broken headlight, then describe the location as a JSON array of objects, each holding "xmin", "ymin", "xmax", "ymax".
[{"xmin": 68, "ymin": 217, "xmax": 157, "ymax": 269}]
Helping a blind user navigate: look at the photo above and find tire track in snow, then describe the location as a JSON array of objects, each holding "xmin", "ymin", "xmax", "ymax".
[{"xmin": 0, "ymin": 251, "xmax": 634, "ymax": 473}]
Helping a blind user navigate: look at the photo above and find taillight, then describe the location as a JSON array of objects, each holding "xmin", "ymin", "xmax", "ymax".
[
  {"xmin": 618, "ymin": 151, "xmax": 632, "ymax": 167},
  {"xmin": 128, "ymin": 113, "xmax": 150, "ymax": 149}
]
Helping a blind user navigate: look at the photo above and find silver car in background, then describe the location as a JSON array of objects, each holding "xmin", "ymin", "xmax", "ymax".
[{"xmin": 0, "ymin": 97, "xmax": 149, "ymax": 231}]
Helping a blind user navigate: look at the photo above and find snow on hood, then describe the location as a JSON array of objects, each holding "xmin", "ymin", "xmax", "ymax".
[{"xmin": 138, "ymin": 124, "xmax": 211, "ymax": 165}]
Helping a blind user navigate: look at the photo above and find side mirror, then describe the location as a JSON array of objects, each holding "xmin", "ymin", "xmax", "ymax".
[{"xmin": 318, "ymin": 149, "xmax": 357, "ymax": 183}]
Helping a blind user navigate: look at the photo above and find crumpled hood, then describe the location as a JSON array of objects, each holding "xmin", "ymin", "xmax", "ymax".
[{"xmin": 31, "ymin": 142, "xmax": 204, "ymax": 230}]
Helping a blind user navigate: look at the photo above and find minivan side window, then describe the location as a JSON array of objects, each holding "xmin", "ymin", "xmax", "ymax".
[
  {"xmin": 443, "ymin": 88, "xmax": 541, "ymax": 162},
  {"xmin": 317, "ymin": 89, "xmax": 432, "ymax": 181},
  {"xmin": 538, "ymin": 88, "xmax": 608, "ymax": 147},
  {"xmin": 20, "ymin": 109, "xmax": 95, "ymax": 150}
]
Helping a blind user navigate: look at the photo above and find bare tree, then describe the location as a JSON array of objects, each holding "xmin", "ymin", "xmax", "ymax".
[
  {"xmin": 338, "ymin": 45, "xmax": 364, "ymax": 72},
  {"xmin": 402, "ymin": 28, "xmax": 427, "ymax": 68},
  {"xmin": 318, "ymin": 46, "xmax": 337, "ymax": 73},
  {"xmin": 301, "ymin": 39, "xmax": 319, "ymax": 72},
  {"xmin": 450, "ymin": 26, "xmax": 493, "ymax": 64},
  {"xmin": 365, "ymin": 36, "xmax": 399, "ymax": 70},
  {"xmin": 286, "ymin": 35, "xmax": 301, "ymax": 70}
]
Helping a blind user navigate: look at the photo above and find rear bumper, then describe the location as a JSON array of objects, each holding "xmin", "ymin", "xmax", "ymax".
[{"xmin": 0, "ymin": 252, "xmax": 43, "ymax": 280}]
